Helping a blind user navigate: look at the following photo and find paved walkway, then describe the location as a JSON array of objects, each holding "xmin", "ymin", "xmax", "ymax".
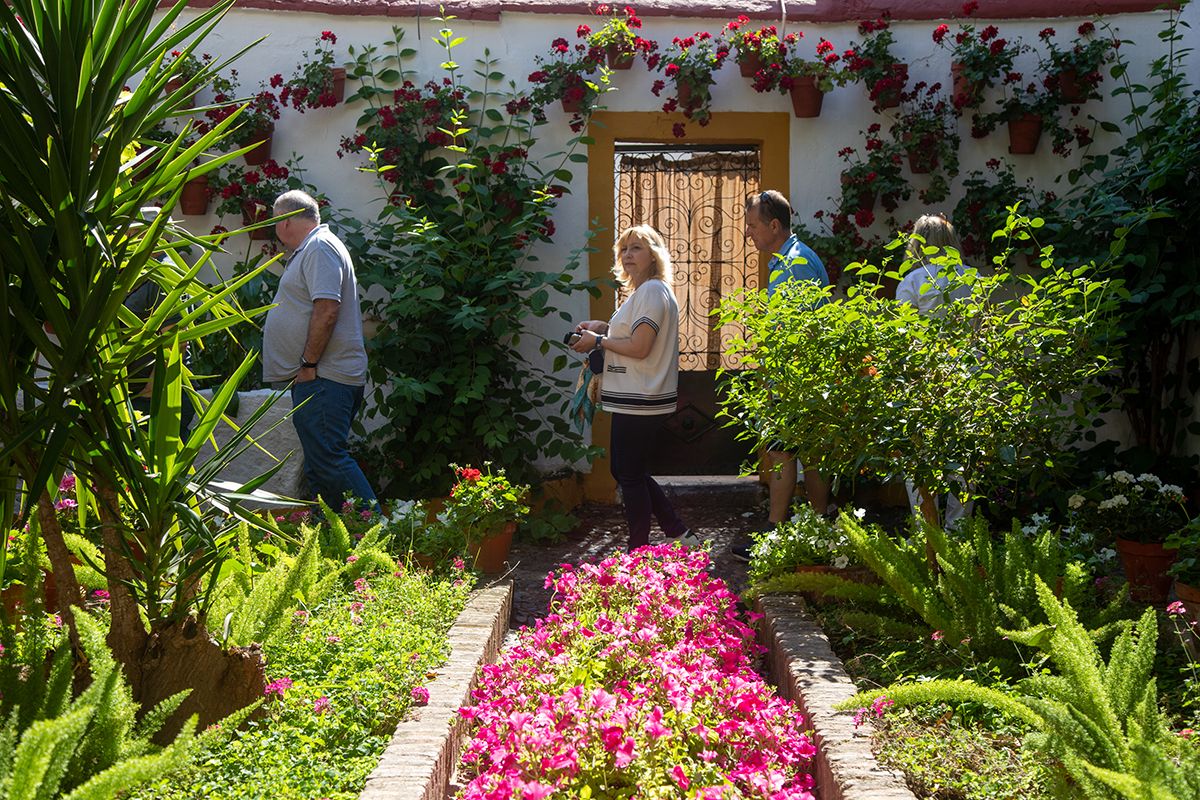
[{"xmin": 482, "ymin": 477, "xmax": 766, "ymax": 628}]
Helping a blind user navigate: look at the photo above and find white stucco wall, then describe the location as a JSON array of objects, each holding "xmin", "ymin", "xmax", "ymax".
[{"xmin": 161, "ymin": 4, "xmax": 1199, "ymax": 472}]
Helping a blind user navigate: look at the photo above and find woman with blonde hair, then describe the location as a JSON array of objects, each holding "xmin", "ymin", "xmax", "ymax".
[
  {"xmin": 897, "ymin": 213, "xmax": 974, "ymax": 527},
  {"xmin": 570, "ymin": 225, "xmax": 694, "ymax": 551},
  {"xmin": 895, "ymin": 214, "xmax": 972, "ymax": 313}
]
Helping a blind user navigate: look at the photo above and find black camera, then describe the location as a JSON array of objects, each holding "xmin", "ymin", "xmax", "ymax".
[{"xmin": 564, "ymin": 331, "xmax": 583, "ymax": 346}]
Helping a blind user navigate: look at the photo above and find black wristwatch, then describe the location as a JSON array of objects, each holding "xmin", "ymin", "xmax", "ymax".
[
  {"xmin": 593, "ymin": 334, "xmax": 605, "ymax": 352},
  {"xmin": 300, "ymin": 359, "xmax": 319, "ymax": 369}
]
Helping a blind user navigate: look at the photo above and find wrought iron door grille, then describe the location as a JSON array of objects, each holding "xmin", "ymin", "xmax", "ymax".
[{"xmin": 614, "ymin": 145, "xmax": 761, "ymax": 371}]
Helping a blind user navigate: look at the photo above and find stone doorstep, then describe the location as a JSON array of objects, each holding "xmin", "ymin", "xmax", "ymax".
[
  {"xmin": 359, "ymin": 582, "xmax": 513, "ymax": 800},
  {"xmin": 757, "ymin": 594, "xmax": 918, "ymax": 800}
]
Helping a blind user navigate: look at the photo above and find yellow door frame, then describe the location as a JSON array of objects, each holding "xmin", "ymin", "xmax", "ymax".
[{"xmin": 582, "ymin": 110, "xmax": 792, "ymax": 501}]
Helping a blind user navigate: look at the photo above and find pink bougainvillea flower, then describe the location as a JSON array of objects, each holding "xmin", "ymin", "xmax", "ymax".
[{"xmin": 411, "ymin": 685, "xmax": 430, "ymax": 705}]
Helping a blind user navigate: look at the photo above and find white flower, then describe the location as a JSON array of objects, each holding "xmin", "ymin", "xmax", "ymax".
[
  {"xmin": 1068, "ymin": 494, "xmax": 1085, "ymax": 510},
  {"xmin": 1098, "ymin": 494, "xmax": 1128, "ymax": 510},
  {"xmin": 1021, "ymin": 524, "xmax": 1038, "ymax": 535},
  {"xmin": 1160, "ymin": 483, "xmax": 1184, "ymax": 497},
  {"xmin": 1111, "ymin": 470, "xmax": 1135, "ymax": 484},
  {"xmin": 1099, "ymin": 547, "xmax": 1116, "ymax": 562},
  {"xmin": 854, "ymin": 507, "xmax": 867, "ymax": 520},
  {"xmin": 1137, "ymin": 473, "xmax": 1162, "ymax": 486},
  {"xmin": 832, "ymin": 555, "xmax": 850, "ymax": 569},
  {"xmin": 815, "ymin": 539, "xmax": 829, "ymax": 551},
  {"xmin": 1031, "ymin": 513, "xmax": 1049, "ymax": 526}
]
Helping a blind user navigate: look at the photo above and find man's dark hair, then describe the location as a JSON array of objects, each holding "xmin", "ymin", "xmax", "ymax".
[{"xmin": 746, "ymin": 189, "xmax": 793, "ymax": 231}]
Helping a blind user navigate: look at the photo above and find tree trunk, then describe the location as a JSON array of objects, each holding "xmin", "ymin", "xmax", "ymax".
[
  {"xmin": 97, "ymin": 483, "xmax": 150, "ymax": 696},
  {"xmin": 35, "ymin": 491, "xmax": 84, "ymax": 656}
]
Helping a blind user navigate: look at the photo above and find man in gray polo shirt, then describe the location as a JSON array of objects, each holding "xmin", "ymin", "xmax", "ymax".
[{"xmin": 263, "ymin": 189, "xmax": 378, "ymax": 512}]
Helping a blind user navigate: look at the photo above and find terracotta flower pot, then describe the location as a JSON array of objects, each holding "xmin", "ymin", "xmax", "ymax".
[
  {"xmin": 950, "ymin": 61, "xmax": 981, "ymax": 108},
  {"xmin": 561, "ymin": 95, "xmax": 583, "ymax": 114},
  {"xmin": 1116, "ymin": 538, "xmax": 1177, "ymax": 604},
  {"xmin": 606, "ymin": 45, "xmax": 634, "ymax": 71},
  {"xmin": 1176, "ymin": 580, "xmax": 1200, "ymax": 659},
  {"xmin": 788, "ymin": 77, "xmax": 825, "ymax": 118},
  {"xmin": 330, "ymin": 67, "xmax": 347, "ymax": 103},
  {"xmin": 242, "ymin": 122, "xmax": 275, "ymax": 166},
  {"xmin": 1007, "ymin": 113, "xmax": 1043, "ymax": 155},
  {"xmin": 907, "ymin": 148, "xmax": 939, "ymax": 174},
  {"xmin": 179, "ymin": 174, "xmax": 210, "ymax": 216},
  {"xmin": 870, "ymin": 63, "xmax": 907, "ymax": 110},
  {"xmin": 242, "ymin": 206, "xmax": 274, "ymax": 240},
  {"xmin": 165, "ymin": 76, "xmax": 196, "ymax": 108},
  {"xmin": 676, "ymin": 81, "xmax": 694, "ymax": 108},
  {"xmin": 1056, "ymin": 68, "xmax": 1086, "ymax": 104},
  {"xmin": 738, "ymin": 51, "xmax": 763, "ymax": 78},
  {"xmin": 468, "ymin": 520, "xmax": 516, "ymax": 574}
]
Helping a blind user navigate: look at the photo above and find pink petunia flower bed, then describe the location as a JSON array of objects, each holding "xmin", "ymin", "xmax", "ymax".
[{"xmin": 456, "ymin": 545, "xmax": 817, "ymax": 798}]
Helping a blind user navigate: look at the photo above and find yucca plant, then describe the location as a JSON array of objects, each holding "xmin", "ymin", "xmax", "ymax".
[{"xmin": 0, "ymin": 0, "xmax": 291, "ymax": 723}]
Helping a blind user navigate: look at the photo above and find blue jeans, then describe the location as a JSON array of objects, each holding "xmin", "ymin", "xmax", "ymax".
[{"xmin": 291, "ymin": 377, "xmax": 378, "ymax": 512}]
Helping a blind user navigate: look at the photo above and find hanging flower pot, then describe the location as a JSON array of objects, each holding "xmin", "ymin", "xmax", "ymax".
[
  {"xmin": 839, "ymin": 174, "xmax": 877, "ymax": 213},
  {"xmin": 788, "ymin": 76, "xmax": 825, "ymax": 118},
  {"xmin": 870, "ymin": 62, "xmax": 907, "ymax": 110},
  {"xmin": 907, "ymin": 148, "xmax": 939, "ymax": 174},
  {"xmin": 242, "ymin": 205, "xmax": 274, "ymax": 240},
  {"xmin": 1007, "ymin": 113, "xmax": 1044, "ymax": 155},
  {"xmin": 1115, "ymin": 538, "xmax": 1177, "ymax": 604},
  {"xmin": 242, "ymin": 122, "xmax": 275, "ymax": 166},
  {"xmin": 676, "ymin": 81, "xmax": 694, "ymax": 109},
  {"xmin": 467, "ymin": 520, "xmax": 516, "ymax": 574},
  {"xmin": 560, "ymin": 94, "xmax": 583, "ymax": 114},
  {"xmin": 1056, "ymin": 68, "xmax": 1086, "ymax": 104},
  {"xmin": 738, "ymin": 51, "xmax": 763, "ymax": 78},
  {"xmin": 606, "ymin": 45, "xmax": 634, "ymax": 70},
  {"xmin": 330, "ymin": 67, "xmax": 347, "ymax": 103},
  {"xmin": 164, "ymin": 76, "xmax": 197, "ymax": 109},
  {"xmin": 950, "ymin": 61, "xmax": 981, "ymax": 108},
  {"xmin": 179, "ymin": 174, "xmax": 210, "ymax": 216}
]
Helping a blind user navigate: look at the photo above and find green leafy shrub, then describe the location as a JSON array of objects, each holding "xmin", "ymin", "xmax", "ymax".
[
  {"xmin": 837, "ymin": 514, "xmax": 1125, "ymax": 669},
  {"xmin": 140, "ymin": 566, "xmax": 471, "ymax": 799},
  {"xmin": 747, "ymin": 506, "xmax": 859, "ymax": 583},
  {"xmin": 335, "ymin": 23, "xmax": 606, "ymax": 497},
  {"xmin": 718, "ymin": 216, "xmax": 1120, "ymax": 506},
  {"xmin": 844, "ymin": 580, "xmax": 1200, "ymax": 800}
]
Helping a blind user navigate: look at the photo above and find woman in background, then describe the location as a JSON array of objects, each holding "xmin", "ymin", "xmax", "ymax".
[{"xmin": 570, "ymin": 225, "xmax": 696, "ymax": 551}]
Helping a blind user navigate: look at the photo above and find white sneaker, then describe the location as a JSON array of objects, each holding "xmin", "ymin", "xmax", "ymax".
[{"xmin": 674, "ymin": 530, "xmax": 707, "ymax": 549}]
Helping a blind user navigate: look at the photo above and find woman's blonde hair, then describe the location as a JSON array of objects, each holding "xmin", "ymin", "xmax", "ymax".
[
  {"xmin": 907, "ymin": 214, "xmax": 963, "ymax": 265},
  {"xmin": 612, "ymin": 225, "xmax": 674, "ymax": 287}
]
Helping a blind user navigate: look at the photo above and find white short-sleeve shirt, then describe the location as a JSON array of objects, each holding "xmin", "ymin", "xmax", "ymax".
[{"xmin": 600, "ymin": 278, "xmax": 679, "ymax": 416}]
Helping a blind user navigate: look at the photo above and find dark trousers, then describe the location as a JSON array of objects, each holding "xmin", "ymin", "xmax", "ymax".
[{"xmin": 609, "ymin": 412, "xmax": 686, "ymax": 550}]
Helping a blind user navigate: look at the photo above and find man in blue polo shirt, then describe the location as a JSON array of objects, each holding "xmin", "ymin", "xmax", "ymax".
[{"xmin": 735, "ymin": 190, "xmax": 832, "ymax": 559}]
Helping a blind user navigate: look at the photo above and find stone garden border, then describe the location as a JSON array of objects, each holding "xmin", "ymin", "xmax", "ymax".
[
  {"xmin": 359, "ymin": 582, "xmax": 512, "ymax": 800},
  {"xmin": 758, "ymin": 593, "xmax": 918, "ymax": 800}
]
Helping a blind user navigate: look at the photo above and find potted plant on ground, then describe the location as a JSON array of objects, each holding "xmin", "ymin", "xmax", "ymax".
[
  {"xmin": 1166, "ymin": 519, "xmax": 1199, "ymax": 621},
  {"xmin": 1037, "ymin": 21, "xmax": 1116, "ymax": 104},
  {"xmin": 843, "ymin": 15, "xmax": 907, "ymax": 111},
  {"xmin": 931, "ymin": 5, "xmax": 1021, "ymax": 112},
  {"xmin": 747, "ymin": 505, "xmax": 861, "ymax": 586},
  {"xmin": 280, "ymin": 30, "xmax": 346, "ymax": 110},
  {"xmin": 527, "ymin": 35, "xmax": 608, "ymax": 118},
  {"xmin": 444, "ymin": 464, "xmax": 529, "ymax": 573},
  {"xmin": 652, "ymin": 31, "xmax": 730, "ymax": 135},
  {"xmin": 724, "ymin": 16, "xmax": 781, "ymax": 79},
  {"xmin": 582, "ymin": 4, "xmax": 646, "ymax": 70},
  {"xmin": 204, "ymin": 68, "xmax": 282, "ymax": 165},
  {"xmin": 1068, "ymin": 471, "xmax": 1189, "ymax": 603},
  {"xmin": 891, "ymin": 82, "xmax": 960, "ymax": 202}
]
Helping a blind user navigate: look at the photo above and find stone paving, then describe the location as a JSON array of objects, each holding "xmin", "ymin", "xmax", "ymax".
[{"xmin": 481, "ymin": 478, "xmax": 766, "ymax": 629}]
